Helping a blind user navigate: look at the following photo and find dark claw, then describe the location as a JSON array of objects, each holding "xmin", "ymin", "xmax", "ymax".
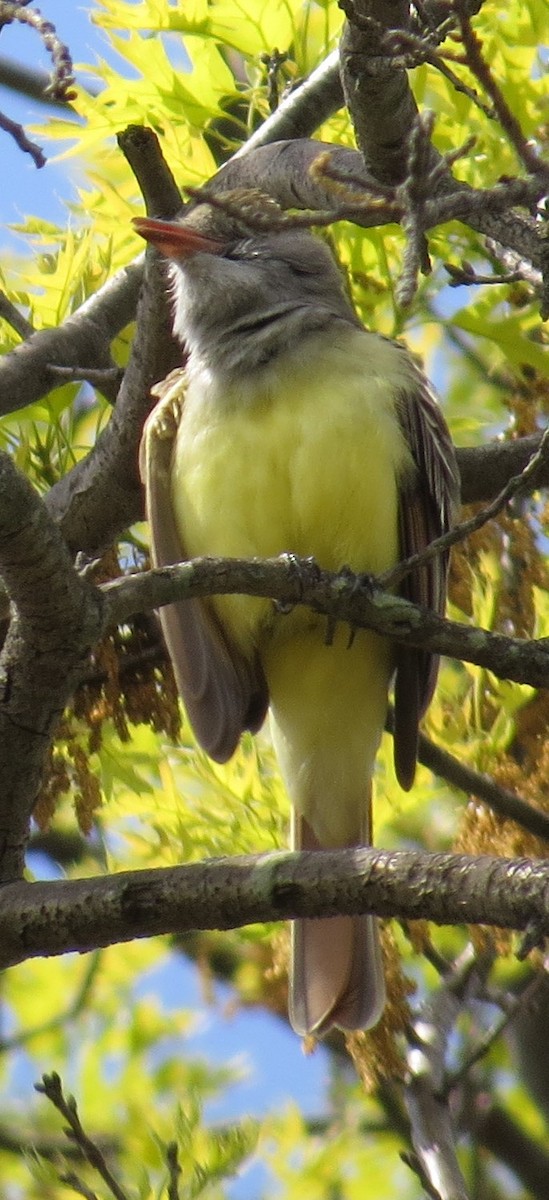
[{"xmin": 330, "ymin": 566, "xmax": 377, "ymax": 649}]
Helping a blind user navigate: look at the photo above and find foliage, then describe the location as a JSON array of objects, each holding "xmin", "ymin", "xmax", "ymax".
[{"xmin": 0, "ymin": 0, "xmax": 548, "ymax": 1197}]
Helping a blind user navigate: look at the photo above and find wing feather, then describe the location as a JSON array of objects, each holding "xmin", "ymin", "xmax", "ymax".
[
  {"xmin": 393, "ymin": 359, "xmax": 461, "ymax": 789},
  {"xmin": 140, "ymin": 374, "xmax": 268, "ymax": 763}
]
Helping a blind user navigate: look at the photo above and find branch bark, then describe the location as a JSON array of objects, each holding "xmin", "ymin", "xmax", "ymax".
[
  {"xmin": 102, "ymin": 554, "xmax": 549, "ymax": 691},
  {"xmin": 0, "ymin": 452, "xmax": 103, "ymax": 881},
  {"xmin": 0, "ymin": 261, "xmax": 142, "ymax": 415},
  {"xmin": 339, "ymin": 0, "xmax": 426, "ymax": 185},
  {"xmin": 44, "ymin": 129, "xmax": 184, "ymax": 556},
  {"xmin": 1, "ymin": 845, "xmax": 548, "ymax": 970}
]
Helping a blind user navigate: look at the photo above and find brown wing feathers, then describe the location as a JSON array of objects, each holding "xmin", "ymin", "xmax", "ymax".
[
  {"xmin": 140, "ymin": 389, "xmax": 268, "ymax": 763},
  {"xmin": 393, "ymin": 369, "xmax": 460, "ymax": 789}
]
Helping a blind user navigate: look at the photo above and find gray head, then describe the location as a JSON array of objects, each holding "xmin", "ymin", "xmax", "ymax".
[{"xmin": 133, "ymin": 192, "xmax": 360, "ymax": 376}]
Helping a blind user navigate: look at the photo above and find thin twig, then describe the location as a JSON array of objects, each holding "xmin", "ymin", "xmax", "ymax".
[
  {"xmin": 0, "ymin": 108, "xmax": 45, "ymax": 166},
  {"xmin": 397, "ymin": 111, "xmax": 436, "ymax": 306},
  {"xmin": 383, "ymin": 27, "xmax": 494, "ymax": 118},
  {"xmin": 445, "ymin": 262, "xmax": 527, "ymax": 288},
  {"xmin": 35, "ymin": 1074, "xmax": 129, "ymax": 1200},
  {"xmin": 454, "ymin": 0, "xmax": 548, "ymax": 180},
  {"xmin": 58, "ymin": 1175, "xmax": 98, "ymax": 1200},
  {"xmin": 186, "ymin": 181, "xmax": 400, "ymax": 235},
  {"xmin": 166, "ymin": 1142, "xmax": 181, "ymax": 1200},
  {"xmin": 484, "ymin": 240, "xmax": 543, "ymax": 290},
  {"xmin": 385, "ymin": 711, "xmax": 549, "ymax": 844},
  {"xmin": 441, "ymin": 971, "xmax": 549, "ymax": 1097},
  {"xmin": 0, "ymin": 2, "xmax": 76, "ymax": 102},
  {"xmin": 259, "ymin": 47, "xmax": 290, "ymax": 113},
  {"xmin": 0, "ymin": 290, "xmax": 35, "ymax": 338}
]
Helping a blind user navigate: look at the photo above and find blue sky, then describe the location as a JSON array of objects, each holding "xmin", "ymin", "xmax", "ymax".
[{"xmin": 0, "ymin": 1, "xmax": 101, "ymax": 245}]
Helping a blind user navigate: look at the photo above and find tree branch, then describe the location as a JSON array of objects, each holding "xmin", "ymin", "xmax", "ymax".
[
  {"xmin": 391, "ymin": 717, "xmax": 549, "ymax": 844},
  {"xmin": 102, "ymin": 555, "xmax": 549, "ymax": 691},
  {"xmin": 1, "ymin": 845, "xmax": 548, "ymax": 969},
  {"xmin": 43, "ymin": 129, "xmax": 184, "ymax": 557},
  {"xmin": 0, "ymin": 259, "xmax": 142, "ymax": 415},
  {"xmin": 339, "ymin": 0, "xmax": 428, "ymax": 186},
  {"xmin": 36, "ymin": 1073, "xmax": 129, "ymax": 1200},
  {"xmin": 0, "ymin": 452, "xmax": 103, "ymax": 881},
  {"xmin": 404, "ymin": 952, "xmax": 477, "ymax": 1200}
]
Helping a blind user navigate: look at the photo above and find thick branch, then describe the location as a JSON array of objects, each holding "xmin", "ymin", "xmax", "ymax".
[
  {"xmin": 44, "ymin": 130, "xmax": 184, "ymax": 556},
  {"xmin": 102, "ymin": 555, "xmax": 549, "ymax": 691},
  {"xmin": 42, "ymin": 250, "xmax": 176, "ymax": 555},
  {"xmin": 339, "ymin": 0, "xmax": 427, "ymax": 185},
  {"xmin": 0, "ymin": 53, "xmax": 92, "ymax": 108},
  {"xmin": 1, "ymin": 846, "xmax": 548, "ymax": 969},
  {"xmin": 0, "ymin": 453, "xmax": 103, "ymax": 881},
  {"xmin": 0, "ymin": 260, "xmax": 142, "ymax": 415},
  {"xmin": 456, "ymin": 436, "xmax": 543, "ymax": 505},
  {"xmin": 117, "ymin": 125, "xmax": 183, "ymax": 220}
]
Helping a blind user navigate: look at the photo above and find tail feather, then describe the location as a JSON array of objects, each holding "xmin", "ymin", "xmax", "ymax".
[
  {"xmin": 290, "ymin": 912, "xmax": 385, "ymax": 1036},
  {"xmin": 289, "ymin": 811, "xmax": 385, "ymax": 1037}
]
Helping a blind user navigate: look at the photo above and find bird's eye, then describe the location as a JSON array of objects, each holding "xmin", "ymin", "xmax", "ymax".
[{"xmin": 288, "ymin": 259, "xmax": 319, "ymax": 278}]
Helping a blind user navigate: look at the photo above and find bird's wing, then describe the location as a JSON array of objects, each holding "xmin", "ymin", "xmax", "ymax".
[
  {"xmin": 140, "ymin": 372, "xmax": 268, "ymax": 763},
  {"xmin": 393, "ymin": 364, "xmax": 461, "ymax": 790}
]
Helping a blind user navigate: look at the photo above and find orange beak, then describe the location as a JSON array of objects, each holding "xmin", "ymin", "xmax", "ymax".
[{"xmin": 132, "ymin": 216, "xmax": 226, "ymax": 260}]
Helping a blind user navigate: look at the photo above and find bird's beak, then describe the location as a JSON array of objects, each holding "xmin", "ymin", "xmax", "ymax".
[{"xmin": 132, "ymin": 216, "xmax": 225, "ymax": 259}]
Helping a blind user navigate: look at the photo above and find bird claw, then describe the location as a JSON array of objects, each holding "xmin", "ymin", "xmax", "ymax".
[
  {"xmin": 273, "ymin": 554, "xmax": 321, "ymax": 615},
  {"xmin": 330, "ymin": 566, "xmax": 377, "ymax": 649}
]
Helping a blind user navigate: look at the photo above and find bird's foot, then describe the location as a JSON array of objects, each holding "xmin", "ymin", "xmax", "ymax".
[
  {"xmin": 274, "ymin": 554, "xmax": 321, "ymax": 615},
  {"xmin": 330, "ymin": 565, "xmax": 376, "ymax": 649}
]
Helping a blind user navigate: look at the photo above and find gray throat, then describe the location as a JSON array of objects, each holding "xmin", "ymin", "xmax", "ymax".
[
  {"xmin": 196, "ymin": 302, "xmax": 357, "ymax": 376},
  {"xmin": 170, "ymin": 253, "xmax": 361, "ymax": 381}
]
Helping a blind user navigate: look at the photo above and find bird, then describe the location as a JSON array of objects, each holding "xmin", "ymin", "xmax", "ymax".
[{"xmin": 134, "ymin": 189, "xmax": 460, "ymax": 1038}]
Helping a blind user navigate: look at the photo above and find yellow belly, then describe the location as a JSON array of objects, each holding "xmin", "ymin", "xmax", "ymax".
[{"xmin": 171, "ymin": 327, "xmax": 415, "ymax": 842}]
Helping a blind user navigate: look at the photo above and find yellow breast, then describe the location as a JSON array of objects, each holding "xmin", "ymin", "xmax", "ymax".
[{"xmin": 171, "ymin": 326, "xmax": 415, "ymax": 657}]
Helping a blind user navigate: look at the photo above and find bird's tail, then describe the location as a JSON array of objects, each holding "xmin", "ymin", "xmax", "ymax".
[{"xmin": 289, "ymin": 808, "xmax": 385, "ymax": 1038}]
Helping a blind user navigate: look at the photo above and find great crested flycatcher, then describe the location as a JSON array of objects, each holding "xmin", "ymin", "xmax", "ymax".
[{"xmin": 134, "ymin": 191, "xmax": 460, "ymax": 1037}]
